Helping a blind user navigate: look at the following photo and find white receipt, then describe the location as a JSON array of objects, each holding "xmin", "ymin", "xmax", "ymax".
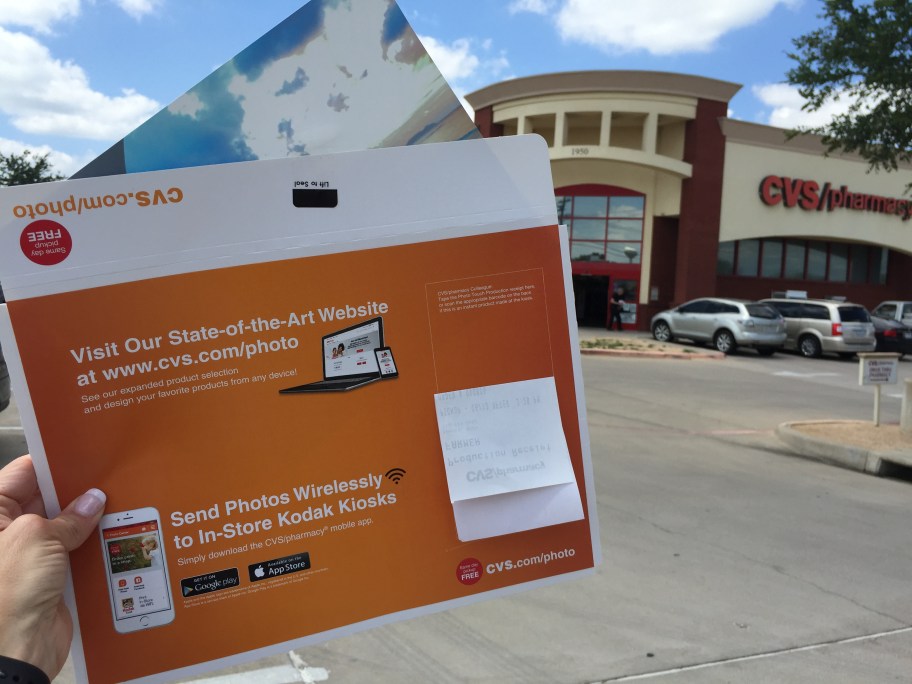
[{"xmin": 434, "ymin": 377, "xmax": 584, "ymax": 540}]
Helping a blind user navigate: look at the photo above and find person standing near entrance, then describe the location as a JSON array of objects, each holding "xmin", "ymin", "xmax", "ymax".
[{"xmin": 609, "ymin": 287, "xmax": 625, "ymax": 330}]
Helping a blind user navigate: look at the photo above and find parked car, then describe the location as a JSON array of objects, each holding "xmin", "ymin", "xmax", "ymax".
[
  {"xmin": 760, "ymin": 298, "xmax": 876, "ymax": 358},
  {"xmin": 871, "ymin": 315, "xmax": 912, "ymax": 357},
  {"xmin": 650, "ymin": 297, "xmax": 786, "ymax": 355},
  {"xmin": 871, "ymin": 301, "xmax": 912, "ymax": 326}
]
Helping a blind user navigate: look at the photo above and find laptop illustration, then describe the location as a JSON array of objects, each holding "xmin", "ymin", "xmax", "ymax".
[{"xmin": 280, "ymin": 317, "xmax": 385, "ymax": 393}]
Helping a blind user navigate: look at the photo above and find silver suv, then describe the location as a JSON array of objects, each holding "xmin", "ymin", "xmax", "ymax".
[
  {"xmin": 651, "ymin": 297, "xmax": 786, "ymax": 355},
  {"xmin": 760, "ymin": 298, "xmax": 875, "ymax": 358}
]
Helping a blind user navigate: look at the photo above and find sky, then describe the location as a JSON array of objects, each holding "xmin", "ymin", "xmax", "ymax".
[{"xmin": 0, "ymin": 0, "xmax": 844, "ymax": 178}]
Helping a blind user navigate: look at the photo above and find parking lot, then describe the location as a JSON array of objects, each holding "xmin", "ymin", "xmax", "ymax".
[{"xmin": 3, "ymin": 347, "xmax": 911, "ymax": 683}]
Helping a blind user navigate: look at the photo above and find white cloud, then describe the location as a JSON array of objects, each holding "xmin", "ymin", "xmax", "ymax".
[
  {"xmin": 752, "ymin": 83, "xmax": 858, "ymax": 129},
  {"xmin": 419, "ymin": 35, "xmax": 511, "ymax": 88},
  {"xmin": 0, "ymin": 26, "xmax": 160, "ymax": 140},
  {"xmin": 419, "ymin": 35, "xmax": 480, "ymax": 81},
  {"xmin": 508, "ymin": 0, "xmax": 557, "ymax": 15},
  {"xmin": 0, "ymin": 136, "xmax": 95, "ymax": 177},
  {"xmin": 553, "ymin": 0, "xmax": 795, "ymax": 55},
  {"xmin": 0, "ymin": 0, "xmax": 80, "ymax": 33},
  {"xmin": 0, "ymin": 0, "xmax": 159, "ymax": 32},
  {"xmin": 111, "ymin": 0, "xmax": 161, "ymax": 20},
  {"xmin": 416, "ymin": 34, "xmax": 512, "ymax": 122}
]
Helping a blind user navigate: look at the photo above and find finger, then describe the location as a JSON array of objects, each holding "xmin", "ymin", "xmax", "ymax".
[
  {"xmin": 21, "ymin": 493, "xmax": 48, "ymax": 518},
  {"xmin": 48, "ymin": 489, "xmax": 106, "ymax": 552},
  {"xmin": 0, "ymin": 455, "xmax": 40, "ymax": 528}
]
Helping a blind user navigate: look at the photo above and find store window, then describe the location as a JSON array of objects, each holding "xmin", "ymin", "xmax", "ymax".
[
  {"xmin": 849, "ymin": 246, "xmax": 869, "ymax": 283},
  {"xmin": 784, "ymin": 240, "xmax": 806, "ymax": 279},
  {"xmin": 558, "ymin": 189, "xmax": 645, "ymax": 263},
  {"xmin": 806, "ymin": 241, "xmax": 827, "ymax": 281},
  {"xmin": 717, "ymin": 242, "xmax": 735, "ymax": 275},
  {"xmin": 875, "ymin": 248, "xmax": 889, "ymax": 284},
  {"xmin": 717, "ymin": 238, "xmax": 889, "ymax": 284},
  {"xmin": 736, "ymin": 240, "xmax": 760, "ymax": 277},
  {"xmin": 761, "ymin": 239, "xmax": 783, "ymax": 278},
  {"xmin": 828, "ymin": 243, "xmax": 848, "ymax": 281}
]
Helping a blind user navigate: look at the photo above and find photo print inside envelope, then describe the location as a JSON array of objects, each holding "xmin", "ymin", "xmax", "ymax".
[{"xmin": 435, "ymin": 377, "xmax": 584, "ymax": 541}]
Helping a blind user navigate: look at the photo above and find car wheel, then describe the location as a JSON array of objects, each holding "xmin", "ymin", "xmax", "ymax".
[
  {"xmin": 798, "ymin": 335, "xmax": 822, "ymax": 358},
  {"xmin": 652, "ymin": 321, "xmax": 673, "ymax": 342},
  {"xmin": 756, "ymin": 347, "xmax": 776, "ymax": 357},
  {"xmin": 713, "ymin": 329, "xmax": 737, "ymax": 354}
]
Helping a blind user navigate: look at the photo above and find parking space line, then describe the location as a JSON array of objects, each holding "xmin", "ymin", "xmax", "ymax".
[
  {"xmin": 597, "ymin": 625, "xmax": 912, "ymax": 682},
  {"xmin": 704, "ymin": 429, "xmax": 773, "ymax": 436}
]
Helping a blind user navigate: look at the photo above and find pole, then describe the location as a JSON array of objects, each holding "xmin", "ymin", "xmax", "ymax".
[{"xmin": 874, "ymin": 383, "xmax": 881, "ymax": 427}]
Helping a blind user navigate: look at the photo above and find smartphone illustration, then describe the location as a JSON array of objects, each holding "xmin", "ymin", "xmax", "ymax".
[
  {"xmin": 99, "ymin": 507, "xmax": 175, "ymax": 633},
  {"xmin": 374, "ymin": 347, "xmax": 399, "ymax": 378}
]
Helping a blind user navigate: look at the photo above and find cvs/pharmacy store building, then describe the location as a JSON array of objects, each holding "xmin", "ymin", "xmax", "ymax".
[{"xmin": 466, "ymin": 72, "xmax": 912, "ymax": 330}]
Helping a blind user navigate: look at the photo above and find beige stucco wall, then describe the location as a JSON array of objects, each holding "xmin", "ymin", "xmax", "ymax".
[
  {"xmin": 721, "ymin": 141, "xmax": 912, "ymax": 255},
  {"xmin": 491, "ymin": 93, "xmax": 695, "ymax": 179}
]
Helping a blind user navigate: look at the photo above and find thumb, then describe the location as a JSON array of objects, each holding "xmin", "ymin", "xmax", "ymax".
[{"xmin": 48, "ymin": 489, "xmax": 106, "ymax": 552}]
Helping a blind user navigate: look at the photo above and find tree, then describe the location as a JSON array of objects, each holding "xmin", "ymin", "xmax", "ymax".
[
  {"xmin": 787, "ymin": 0, "xmax": 912, "ymax": 173},
  {"xmin": 0, "ymin": 149, "xmax": 65, "ymax": 186}
]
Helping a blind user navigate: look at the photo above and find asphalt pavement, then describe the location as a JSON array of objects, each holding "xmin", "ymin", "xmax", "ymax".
[{"xmin": 3, "ymin": 342, "xmax": 911, "ymax": 683}]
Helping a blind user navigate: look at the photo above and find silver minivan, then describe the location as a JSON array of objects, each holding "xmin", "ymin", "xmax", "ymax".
[{"xmin": 760, "ymin": 298, "xmax": 875, "ymax": 358}]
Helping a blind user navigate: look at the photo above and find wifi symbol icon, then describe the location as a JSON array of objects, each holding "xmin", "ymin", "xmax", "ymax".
[{"xmin": 385, "ymin": 467, "xmax": 407, "ymax": 484}]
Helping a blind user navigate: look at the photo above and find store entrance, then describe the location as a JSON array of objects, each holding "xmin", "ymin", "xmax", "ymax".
[{"xmin": 572, "ymin": 275, "xmax": 609, "ymax": 327}]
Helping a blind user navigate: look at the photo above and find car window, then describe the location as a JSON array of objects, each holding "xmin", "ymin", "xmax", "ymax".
[
  {"xmin": 838, "ymin": 306, "xmax": 870, "ymax": 323},
  {"xmin": 746, "ymin": 304, "xmax": 779, "ymax": 319},
  {"xmin": 767, "ymin": 301, "xmax": 802, "ymax": 318},
  {"xmin": 718, "ymin": 303, "xmax": 740, "ymax": 314},
  {"xmin": 874, "ymin": 303, "xmax": 896, "ymax": 318},
  {"xmin": 802, "ymin": 304, "xmax": 830, "ymax": 320},
  {"xmin": 678, "ymin": 300, "xmax": 712, "ymax": 314}
]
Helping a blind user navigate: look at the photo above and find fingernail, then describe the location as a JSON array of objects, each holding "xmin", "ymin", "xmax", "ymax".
[{"xmin": 74, "ymin": 488, "xmax": 106, "ymax": 517}]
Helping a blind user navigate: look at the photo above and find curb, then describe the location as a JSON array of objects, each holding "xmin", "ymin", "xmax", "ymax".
[
  {"xmin": 579, "ymin": 347, "xmax": 725, "ymax": 360},
  {"xmin": 775, "ymin": 421, "xmax": 912, "ymax": 475}
]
